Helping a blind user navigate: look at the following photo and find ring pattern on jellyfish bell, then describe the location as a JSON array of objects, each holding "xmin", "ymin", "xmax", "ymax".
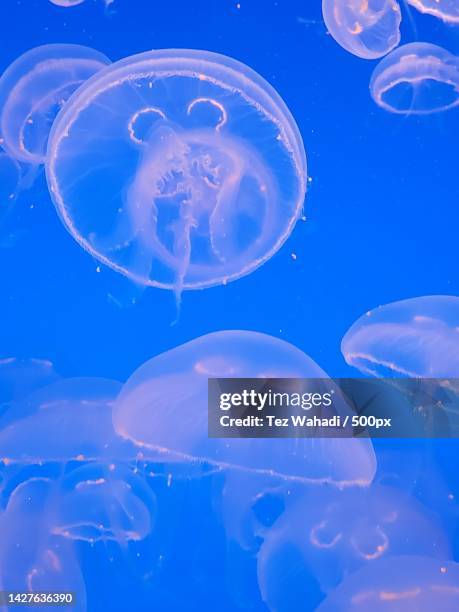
[
  {"xmin": 45, "ymin": 49, "xmax": 307, "ymax": 300},
  {"xmin": 0, "ymin": 44, "xmax": 111, "ymax": 165},
  {"xmin": 370, "ymin": 43, "xmax": 459, "ymax": 115},
  {"xmin": 321, "ymin": 0, "xmax": 402, "ymax": 60}
]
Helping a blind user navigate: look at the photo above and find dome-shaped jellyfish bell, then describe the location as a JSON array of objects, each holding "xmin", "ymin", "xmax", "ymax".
[
  {"xmin": 0, "ymin": 44, "xmax": 111, "ymax": 165},
  {"xmin": 52, "ymin": 462, "xmax": 157, "ymax": 545},
  {"xmin": 46, "ymin": 49, "xmax": 307, "ymax": 303},
  {"xmin": 0, "ymin": 478, "xmax": 86, "ymax": 611},
  {"xmin": 370, "ymin": 43, "xmax": 459, "ymax": 114},
  {"xmin": 49, "ymin": 0, "xmax": 85, "ymax": 6},
  {"xmin": 317, "ymin": 555, "xmax": 459, "ymax": 612},
  {"xmin": 0, "ymin": 377, "xmax": 128, "ymax": 465},
  {"xmin": 342, "ymin": 295, "xmax": 459, "ymax": 378},
  {"xmin": 113, "ymin": 331, "xmax": 376, "ymax": 552},
  {"xmin": 322, "ymin": 0, "xmax": 402, "ymax": 60},
  {"xmin": 256, "ymin": 484, "xmax": 451, "ymax": 611},
  {"xmin": 406, "ymin": 0, "xmax": 459, "ymax": 24}
]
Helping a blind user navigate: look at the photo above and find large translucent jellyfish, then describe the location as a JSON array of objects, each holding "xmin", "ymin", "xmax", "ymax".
[
  {"xmin": 370, "ymin": 43, "xmax": 459, "ymax": 114},
  {"xmin": 53, "ymin": 462, "xmax": 157, "ymax": 544},
  {"xmin": 407, "ymin": 0, "xmax": 459, "ymax": 24},
  {"xmin": 257, "ymin": 484, "xmax": 451, "ymax": 611},
  {"xmin": 317, "ymin": 555, "xmax": 459, "ymax": 611},
  {"xmin": 113, "ymin": 330, "xmax": 375, "ymax": 485},
  {"xmin": 0, "ymin": 377, "xmax": 127, "ymax": 464},
  {"xmin": 46, "ymin": 50, "xmax": 307, "ymax": 300},
  {"xmin": 321, "ymin": 0, "xmax": 402, "ymax": 60},
  {"xmin": 0, "ymin": 44, "xmax": 111, "ymax": 165},
  {"xmin": 341, "ymin": 295, "xmax": 459, "ymax": 377},
  {"xmin": 0, "ymin": 478, "xmax": 86, "ymax": 610}
]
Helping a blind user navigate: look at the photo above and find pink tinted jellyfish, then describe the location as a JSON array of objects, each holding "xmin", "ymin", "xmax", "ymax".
[
  {"xmin": 113, "ymin": 331, "xmax": 376, "ymax": 554},
  {"xmin": 0, "ymin": 377, "xmax": 125, "ymax": 464},
  {"xmin": 317, "ymin": 555, "xmax": 459, "ymax": 611},
  {"xmin": 46, "ymin": 50, "xmax": 307, "ymax": 301},
  {"xmin": 0, "ymin": 44, "xmax": 111, "ymax": 165},
  {"xmin": 53, "ymin": 462, "xmax": 157, "ymax": 545},
  {"xmin": 0, "ymin": 478, "xmax": 86, "ymax": 611},
  {"xmin": 406, "ymin": 0, "xmax": 459, "ymax": 24},
  {"xmin": 370, "ymin": 43, "xmax": 459, "ymax": 114},
  {"xmin": 322, "ymin": 0, "xmax": 402, "ymax": 59},
  {"xmin": 256, "ymin": 484, "xmax": 451, "ymax": 611},
  {"xmin": 341, "ymin": 296, "xmax": 459, "ymax": 377},
  {"xmin": 49, "ymin": 0, "xmax": 85, "ymax": 5}
]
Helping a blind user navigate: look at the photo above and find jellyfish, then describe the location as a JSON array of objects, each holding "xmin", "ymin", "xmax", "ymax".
[
  {"xmin": 46, "ymin": 49, "xmax": 307, "ymax": 302},
  {"xmin": 0, "ymin": 377, "xmax": 128, "ymax": 465},
  {"xmin": 53, "ymin": 462, "xmax": 157, "ymax": 544},
  {"xmin": 317, "ymin": 555, "xmax": 459, "ymax": 611},
  {"xmin": 341, "ymin": 295, "xmax": 459, "ymax": 377},
  {"xmin": 0, "ymin": 44, "xmax": 111, "ymax": 166},
  {"xmin": 0, "ymin": 357, "xmax": 60, "ymax": 404},
  {"xmin": 370, "ymin": 43, "xmax": 459, "ymax": 114},
  {"xmin": 321, "ymin": 0, "xmax": 402, "ymax": 60},
  {"xmin": 257, "ymin": 484, "xmax": 451, "ymax": 610},
  {"xmin": 0, "ymin": 478, "xmax": 86, "ymax": 611},
  {"xmin": 406, "ymin": 0, "xmax": 459, "ymax": 24},
  {"xmin": 49, "ymin": 0, "xmax": 85, "ymax": 5}
]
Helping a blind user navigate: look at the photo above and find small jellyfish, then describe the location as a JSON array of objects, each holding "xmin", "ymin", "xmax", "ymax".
[
  {"xmin": 0, "ymin": 357, "xmax": 60, "ymax": 404},
  {"xmin": 322, "ymin": 0, "xmax": 402, "ymax": 60},
  {"xmin": 317, "ymin": 555, "xmax": 459, "ymax": 611},
  {"xmin": 0, "ymin": 44, "xmax": 111, "ymax": 165},
  {"xmin": 46, "ymin": 49, "xmax": 306, "ymax": 300},
  {"xmin": 53, "ymin": 462, "xmax": 157, "ymax": 544},
  {"xmin": 0, "ymin": 478, "xmax": 86, "ymax": 610},
  {"xmin": 0, "ymin": 377, "xmax": 127, "ymax": 464},
  {"xmin": 406, "ymin": 0, "xmax": 459, "ymax": 24},
  {"xmin": 370, "ymin": 43, "xmax": 459, "ymax": 114},
  {"xmin": 257, "ymin": 484, "xmax": 451, "ymax": 611},
  {"xmin": 49, "ymin": 0, "xmax": 85, "ymax": 5},
  {"xmin": 342, "ymin": 295, "xmax": 459, "ymax": 377}
]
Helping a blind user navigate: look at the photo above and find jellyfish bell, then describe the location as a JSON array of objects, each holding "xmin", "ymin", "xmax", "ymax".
[
  {"xmin": 0, "ymin": 377, "xmax": 128, "ymax": 465},
  {"xmin": 0, "ymin": 477, "xmax": 86, "ymax": 610},
  {"xmin": 257, "ymin": 484, "xmax": 451, "ymax": 611},
  {"xmin": 406, "ymin": 0, "xmax": 459, "ymax": 24},
  {"xmin": 113, "ymin": 330, "xmax": 376, "ymax": 485},
  {"xmin": 342, "ymin": 296, "xmax": 459, "ymax": 377},
  {"xmin": 46, "ymin": 49, "xmax": 307, "ymax": 301},
  {"xmin": 49, "ymin": 0, "xmax": 85, "ymax": 5},
  {"xmin": 0, "ymin": 44, "xmax": 111, "ymax": 166},
  {"xmin": 53, "ymin": 462, "xmax": 157, "ymax": 545},
  {"xmin": 322, "ymin": 0, "xmax": 402, "ymax": 60},
  {"xmin": 370, "ymin": 43, "xmax": 459, "ymax": 114},
  {"xmin": 0, "ymin": 356, "xmax": 60, "ymax": 404},
  {"xmin": 317, "ymin": 555, "xmax": 459, "ymax": 611}
]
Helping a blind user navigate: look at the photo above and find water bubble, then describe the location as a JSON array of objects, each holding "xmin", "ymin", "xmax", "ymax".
[
  {"xmin": 341, "ymin": 295, "xmax": 459, "ymax": 377},
  {"xmin": 46, "ymin": 49, "xmax": 307, "ymax": 300},
  {"xmin": 370, "ymin": 43, "xmax": 459, "ymax": 114},
  {"xmin": 322, "ymin": 0, "xmax": 402, "ymax": 59},
  {"xmin": 0, "ymin": 44, "xmax": 111, "ymax": 165},
  {"xmin": 317, "ymin": 555, "xmax": 459, "ymax": 611}
]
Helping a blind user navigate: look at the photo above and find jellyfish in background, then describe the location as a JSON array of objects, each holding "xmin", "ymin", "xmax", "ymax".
[
  {"xmin": 46, "ymin": 49, "xmax": 307, "ymax": 301},
  {"xmin": 0, "ymin": 44, "xmax": 111, "ymax": 166},
  {"xmin": 341, "ymin": 296, "xmax": 459, "ymax": 377},
  {"xmin": 0, "ymin": 357, "xmax": 60, "ymax": 404},
  {"xmin": 49, "ymin": 0, "xmax": 85, "ymax": 6},
  {"xmin": 0, "ymin": 377, "xmax": 128, "ymax": 465},
  {"xmin": 257, "ymin": 484, "xmax": 451, "ymax": 611},
  {"xmin": 317, "ymin": 555, "xmax": 459, "ymax": 611},
  {"xmin": 322, "ymin": 0, "xmax": 402, "ymax": 59},
  {"xmin": 406, "ymin": 0, "xmax": 459, "ymax": 24},
  {"xmin": 53, "ymin": 462, "xmax": 157, "ymax": 544},
  {"xmin": 0, "ymin": 478, "xmax": 86, "ymax": 611},
  {"xmin": 370, "ymin": 43, "xmax": 459, "ymax": 114}
]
